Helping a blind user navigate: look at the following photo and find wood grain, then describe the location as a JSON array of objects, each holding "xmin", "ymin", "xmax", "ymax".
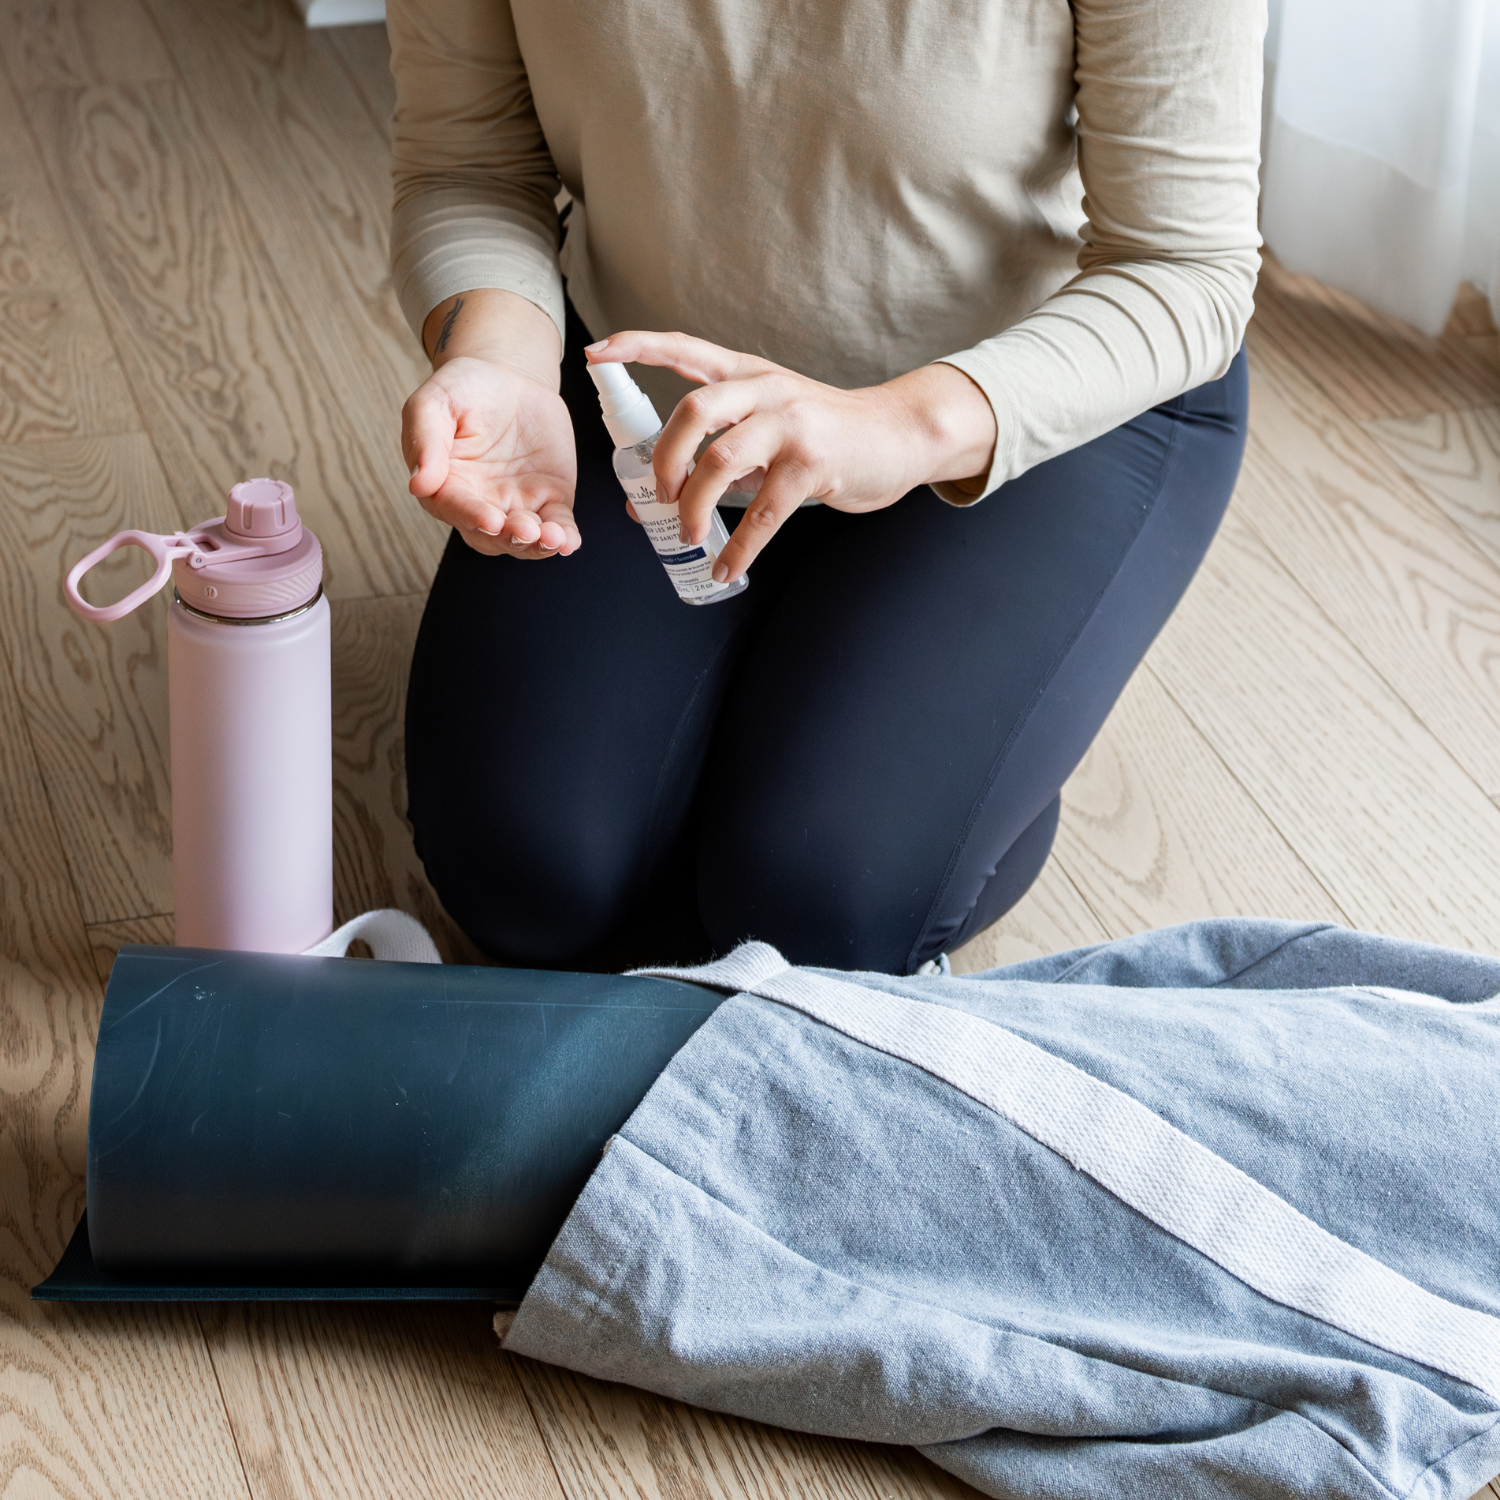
[
  {"xmin": 1362, "ymin": 406, "xmax": 1500, "ymax": 580},
  {"xmin": 1229, "ymin": 361, "xmax": 1500, "ymax": 797},
  {"xmin": 202, "ymin": 1303, "xmax": 562, "ymax": 1500},
  {"xmin": 515, "ymin": 1357, "xmax": 886, "ymax": 1500},
  {"xmin": 0, "ymin": 435, "xmax": 179, "ymax": 927},
  {"xmin": 0, "ymin": 452, "xmax": 468, "ymax": 953},
  {"xmin": 0, "ymin": 70, "xmax": 139, "ymax": 444},
  {"xmin": 949, "ymin": 860, "xmax": 1107, "ymax": 973},
  {"xmin": 327, "ymin": 22, "xmax": 395, "ymax": 142},
  {"xmin": 1454, "ymin": 334, "xmax": 1500, "ymax": 373},
  {"xmin": 86, "ymin": 915, "xmax": 174, "ymax": 984},
  {"xmin": 1447, "ymin": 279, "xmax": 1500, "ymax": 374},
  {"xmin": 854, "ymin": 1449, "xmax": 987, "ymax": 1500},
  {"xmin": 0, "ymin": 638, "xmax": 247, "ymax": 1500},
  {"xmin": 0, "ymin": 1301, "xmax": 253, "ymax": 1500},
  {"xmin": 1443, "ymin": 283, "xmax": 1499, "ymax": 342},
  {"xmin": 1150, "ymin": 513, "xmax": 1500, "ymax": 949},
  {"xmin": 135, "ymin": 0, "xmax": 433, "ymax": 525},
  {"xmin": 25, "ymin": 78, "xmax": 441, "ymax": 601},
  {"xmin": 1050, "ymin": 666, "xmax": 1347, "ymax": 936},
  {"xmin": 5, "ymin": 2, "xmax": 1500, "ymax": 1496},
  {"xmin": 1248, "ymin": 254, "xmax": 1500, "ymax": 424},
  {"xmin": 0, "ymin": 641, "xmax": 97, "ymax": 1289},
  {"xmin": 2, "ymin": 0, "xmax": 174, "ymax": 90}
]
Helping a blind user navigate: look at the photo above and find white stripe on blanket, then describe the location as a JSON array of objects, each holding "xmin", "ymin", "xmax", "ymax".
[{"xmin": 633, "ymin": 943, "xmax": 1500, "ymax": 1401}]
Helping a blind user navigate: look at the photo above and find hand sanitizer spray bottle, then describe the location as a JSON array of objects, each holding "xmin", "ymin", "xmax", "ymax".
[{"xmin": 588, "ymin": 362, "xmax": 748, "ymax": 604}]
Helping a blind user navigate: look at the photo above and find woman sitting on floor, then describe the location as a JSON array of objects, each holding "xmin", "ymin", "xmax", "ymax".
[{"xmin": 389, "ymin": 0, "xmax": 1261, "ymax": 974}]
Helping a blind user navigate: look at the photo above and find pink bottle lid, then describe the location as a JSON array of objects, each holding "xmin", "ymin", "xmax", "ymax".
[
  {"xmin": 65, "ymin": 479, "xmax": 323, "ymax": 624},
  {"xmin": 173, "ymin": 480, "xmax": 323, "ymax": 619}
]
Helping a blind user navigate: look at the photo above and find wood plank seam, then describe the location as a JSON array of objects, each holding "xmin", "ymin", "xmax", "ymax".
[
  {"xmin": 123, "ymin": 0, "xmax": 441, "ymax": 596},
  {"xmin": 0, "ymin": 66, "xmax": 152, "ymax": 446},
  {"xmin": 1249, "ymin": 257, "xmax": 1500, "ymax": 422},
  {"xmin": 1140, "ymin": 662, "xmax": 1351, "ymax": 923},
  {"xmin": 1361, "ymin": 406, "xmax": 1500, "ymax": 584},
  {"xmin": 1227, "ymin": 377, "xmax": 1500, "ymax": 798},
  {"xmin": 326, "ymin": 28, "xmax": 393, "ymax": 143},
  {"xmin": 1028, "ymin": 860, "xmax": 1109, "ymax": 944},
  {"xmin": 1147, "ymin": 513, "xmax": 1500, "ymax": 946},
  {"xmin": 1235, "ymin": 480, "xmax": 1500, "ymax": 798},
  {"xmin": 1044, "ymin": 662, "xmax": 1352, "ymax": 937},
  {"xmin": 0, "ymin": 639, "xmax": 102, "ymax": 981},
  {"xmin": 20, "ymin": 77, "xmax": 437, "ymax": 601},
  {"xmin": 1209, "ymin": 496, "xmax": 1500, "ymax": 817},
  {"xmin": 195, "ymin": 1308, "xmax": 259, "ymax": 1500},
  {"xmin": 516, "ymin": 1368, "xmax": 585, "ymax": 1500},
  {"xmin": 1246, "ymin": 330, "xmax": 1500, "ymax": 579}
]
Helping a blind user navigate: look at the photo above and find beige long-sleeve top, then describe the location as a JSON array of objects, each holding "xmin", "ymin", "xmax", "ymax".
[{"xmin": 388, "ymin": 0, "xmax": 1264, "ymax": 501}]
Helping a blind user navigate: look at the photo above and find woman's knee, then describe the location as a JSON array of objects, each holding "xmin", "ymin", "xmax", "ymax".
[
  {"xmin": 696, "ymin": 789, "xmax": 1064, "ymax": 975},
  {"xmin": 408, "ymin": 783, "xmax": 640, "ymax": 967},
  {"xmin": 696, "ymin": 815, "xmax": 930, "ymax": 974},
  {"xmin": 922, "ymin": 795, "xmax": 1062, "ymax": 961}
]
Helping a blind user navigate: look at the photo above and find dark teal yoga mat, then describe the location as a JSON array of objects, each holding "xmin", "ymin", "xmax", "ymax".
[
  {"xmin": 34, "ymin": 1212, "xmax": 529, "ymax": 1302},
  {"xmin": 34, "ymin": 946, "xmax": 723, "ymax": 1303}
]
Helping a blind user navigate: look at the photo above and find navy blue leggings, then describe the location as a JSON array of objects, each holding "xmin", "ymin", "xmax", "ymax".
[{"xmin": 406, "ymin": 305, "xmax": 1248, "ymax": 974}]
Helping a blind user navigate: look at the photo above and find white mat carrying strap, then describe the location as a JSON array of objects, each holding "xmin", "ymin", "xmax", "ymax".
[
  {"xmin": 302, "ymin": 909, "xmax": 441, "ymax": 964},
  {"xmin": 634, "ymin": 942, "xmax": 1500, "ymax": 1402}
]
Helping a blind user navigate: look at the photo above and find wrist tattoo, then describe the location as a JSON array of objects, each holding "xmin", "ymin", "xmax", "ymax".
[{"xmin": 435, "ymin": 296, "xmax": 465, "ymax": 355}]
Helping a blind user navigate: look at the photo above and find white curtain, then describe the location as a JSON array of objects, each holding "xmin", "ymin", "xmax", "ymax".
[{"xmin": 1261, "ymin": 0, "xmax": 1500, "ymax": 335}]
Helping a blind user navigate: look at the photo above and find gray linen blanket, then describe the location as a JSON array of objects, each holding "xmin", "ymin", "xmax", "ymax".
[{"xmin": 505, "ymin": 919, "xmax": 1500, "ymax": 1499}]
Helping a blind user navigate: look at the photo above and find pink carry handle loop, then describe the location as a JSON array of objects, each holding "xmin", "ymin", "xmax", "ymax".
[
  {"xmin": 65, "ymin": 529, "xmax": 194, "ymax": 624},
  {"xmin": 66, "ymin": 482, "xmax": 307, "ymax": 624}
]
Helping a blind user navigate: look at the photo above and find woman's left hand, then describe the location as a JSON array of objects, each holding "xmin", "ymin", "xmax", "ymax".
[{"xmin": 584, "ymin": 332, "xmax": 998, "ymax": 583}]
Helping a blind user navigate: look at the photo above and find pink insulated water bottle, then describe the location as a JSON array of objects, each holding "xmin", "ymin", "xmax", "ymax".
[{"xmin": 66, "ymin": 479, "xmax": 333, "ymax": 953}]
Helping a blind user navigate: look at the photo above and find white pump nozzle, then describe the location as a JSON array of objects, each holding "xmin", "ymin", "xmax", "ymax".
[{"xmin": 587, "ymin": 361, "xmax": 662, "ymax": 447}]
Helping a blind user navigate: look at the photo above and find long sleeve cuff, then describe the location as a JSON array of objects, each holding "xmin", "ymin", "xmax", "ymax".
[
  {"xmin": 391, "ymin": 186, "xmax": 566, "ymax": 351},
  {"xmin": 929, "ymin": 252, "xmax": 1257, "ymax": 504}
]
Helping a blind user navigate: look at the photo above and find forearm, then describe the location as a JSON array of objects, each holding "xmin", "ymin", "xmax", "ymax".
[
  {"xmin": 422, "ymin": 288, "xmax": 563, "ymax": 390},
  {"xmin": 923, "ymin": 0, "xmax": 1263, "ymax": 499},
  {"xmin": 936, "ymin": 251, "xmax": 1257, "ymax": 496},
  {"xmin": 387, "ymin": 0, "xmax": 565, "ymax": 351}
]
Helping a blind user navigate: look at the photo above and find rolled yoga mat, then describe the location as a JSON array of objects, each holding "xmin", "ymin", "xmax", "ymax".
[{"xmin": 34, "ymin": 945, "xmax": 723, "ymax": 1302}]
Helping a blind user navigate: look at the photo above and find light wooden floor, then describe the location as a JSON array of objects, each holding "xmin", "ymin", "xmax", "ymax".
[{"xmin": 3, "ymin": 1, "xmax": 1500, "ymax": 1494}]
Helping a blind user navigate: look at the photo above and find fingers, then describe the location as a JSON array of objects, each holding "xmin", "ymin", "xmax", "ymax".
[
  {"xmin": 674, "ymin": 412, "xmax": 782, "ymax": 544},
  {"xmin": 652, "ymin": 375, "xmax": 780, "ymax": 513},
  {"xmin": 415, "ymin": 477, "xmax": 521, "ymax": 543},
  {"xmin": 402, "ymin": 383, "xmax": 457, "ymax": 504},
  {"xmin": 400, "ymin": 355, "xmax": 581, "ymax": 559},
  {"xmin": 715, "ymin": 459, "xmax": 813, "ymax": 581},
  {"xmin": 456, "ymin": 527, "xmax": 515, "ymax": 558},
  {"xmin": 417, "ymin": 471, "xmax": 577, "ymax": 556},
  {"xmin": 585, "ymin": 330, "xmax": 767, "ymax": 386},
  {"xmin": 457, "ymin": 490, "xmax": 581, "ymax": 560},
  {"xmin": 529, "ymin": 495, "xmax": 582, "ymax": 557}
]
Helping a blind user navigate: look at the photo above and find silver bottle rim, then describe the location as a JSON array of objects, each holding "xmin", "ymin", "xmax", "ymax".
[{"xmin": 172, "ymin": 586, "xmax": 323, "ymax": 627}]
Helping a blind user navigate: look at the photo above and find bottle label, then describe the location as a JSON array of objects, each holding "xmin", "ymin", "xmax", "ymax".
[{"xmin": 623, "ymin": 475, "xmax": 733, "ymax": 602}]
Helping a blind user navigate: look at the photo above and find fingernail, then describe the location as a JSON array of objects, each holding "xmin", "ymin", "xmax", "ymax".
[
  {"xmin": 476, "ymin": 527, "xmax": 499, "ymax": 537},
  {"xmin": 540, "ymin": 542, "xmax": 556, "ymax": 551},
  {"xmin": 712, "ymin": 561, "xmax": 729, "ymax": 583},
  {"xmin": 679, "ymin": 521, "xmax": 691, "ymax": 544},
  {"xmin": 584, "ymin": 340, "xmax": 609, "ymax": 353},
  {"xmin": 511, "ymin": 534, "xmax": 529, "ymax": 546}
]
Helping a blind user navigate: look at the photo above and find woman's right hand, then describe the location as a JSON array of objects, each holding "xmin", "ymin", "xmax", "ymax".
[{"xmin": 402, "ymin": 289, "xmax": 580, "ymax": 558}]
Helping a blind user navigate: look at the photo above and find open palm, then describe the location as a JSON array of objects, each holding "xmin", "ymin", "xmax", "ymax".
[{"xmin": 402, "ymin": 355, "xmax": 580, "ymax": 558}]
